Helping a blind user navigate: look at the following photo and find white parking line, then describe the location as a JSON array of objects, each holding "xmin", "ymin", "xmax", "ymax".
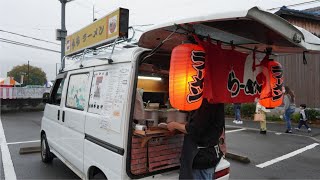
[
  {"xmin": 0, "ymin": 117, "xmax": 17, "ymax": 180},
  {"xmin": 256, "ymin": 143, "xmax": 319, "ymax": 168},
  {"xmin": 7, "ymin": 140, "xmax": 40, "ymax": 145},
  {"xmin": 226, "ymin": 128, "xmax": 246, "ymax": 133}
]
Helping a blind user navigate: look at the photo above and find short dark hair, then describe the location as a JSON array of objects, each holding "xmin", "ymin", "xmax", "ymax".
[{"xmin": 300, "ymin": 104, "xmax": 307, "ymax": 109}]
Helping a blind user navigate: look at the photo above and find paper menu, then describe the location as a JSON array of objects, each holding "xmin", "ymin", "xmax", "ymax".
[{"xmin": 88, "ymin": 65, "xmax": 131, "ymax": 133}]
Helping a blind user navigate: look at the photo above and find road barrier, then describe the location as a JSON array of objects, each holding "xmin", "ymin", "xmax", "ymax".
[{"xmin": 0, "ymin": 87, "xmax": 50, "ymax": 112}]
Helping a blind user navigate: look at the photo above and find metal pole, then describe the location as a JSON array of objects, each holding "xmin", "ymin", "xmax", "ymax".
[
  {"xmin": 56, "ymin": 63, "xmax": 58, "ymax": 75},
  {"xmin": 27, "ymin": 61, "xmax": 30, "ymax": 85},
  {"xmin": 60, "ymin": 0, "xmax": 67, "ymax": 71}
]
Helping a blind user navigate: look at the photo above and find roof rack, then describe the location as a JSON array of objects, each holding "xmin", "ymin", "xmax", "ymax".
[{"xmin": 62, "ymin": 26, "xmax": 141, "ymax": 70}]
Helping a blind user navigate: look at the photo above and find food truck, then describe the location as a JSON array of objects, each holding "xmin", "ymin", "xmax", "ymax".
[{"xmin": 41, "ymin": 7, "xmax": 320, "ymax": 180}]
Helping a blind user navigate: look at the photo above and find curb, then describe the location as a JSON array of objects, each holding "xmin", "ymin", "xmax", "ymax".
[
  {"xmin": 225, "ymin": 118, "xmax": 320, "ymax": 128},
  {"xmin": 226, "ymin": 152, "xmax": 250, "ymax": 164},
  {"xmin": 19, "ymin": 146, "xmax": 41, "ymax": 155}
]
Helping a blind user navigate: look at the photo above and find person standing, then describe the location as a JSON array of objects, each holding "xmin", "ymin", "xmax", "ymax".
[
  {"xmin": 283, "ymin": 86, "xmax": 296, "ymax": 133},
  {"xmin": 295, "ymin": 104, "xmax": 312, "ymax": 132},
  {"xmin": 233, "ymin": 103, "xmax": 243, "ymax": 124},
  {"xmin": 167, "ymin": 99, "xmax": 224, "ymax": 179},
  {"xmin": 255, "ymin": 102, "xmax": 270, "ymax": 134}
]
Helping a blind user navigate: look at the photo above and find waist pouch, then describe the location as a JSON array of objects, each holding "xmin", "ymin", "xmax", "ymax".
[{"xmin": 192, "ymin": 144, "xmax": 222, "ymax": 170}]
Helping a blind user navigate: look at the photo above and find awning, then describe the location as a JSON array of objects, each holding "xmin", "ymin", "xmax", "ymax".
[{"xmin": 138, "ymin": 7, "xmax": 320, "ymax": 54}]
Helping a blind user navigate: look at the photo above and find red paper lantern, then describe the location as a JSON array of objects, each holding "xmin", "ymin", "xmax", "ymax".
[
  {"xmin": 259, "ymin": 59, "xmax": 284, "ymax": 108},
  {"xmin": 169, "ymin": 44, "xmax": 205, "ymax": 111}
]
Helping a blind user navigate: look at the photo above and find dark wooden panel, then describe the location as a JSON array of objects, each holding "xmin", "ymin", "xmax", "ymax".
[
  {"xmin": 277, "ymin": 54, "xmax": 320, "ymax": 108},
  {"xmin": 283, "ymin": 16, "xmax": 320, "ymax": 36}
]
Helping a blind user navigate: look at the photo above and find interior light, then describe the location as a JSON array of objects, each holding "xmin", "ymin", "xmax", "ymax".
[{"xmin": 138, "ymin": 76, "xmax": 162, "ymax": 81}]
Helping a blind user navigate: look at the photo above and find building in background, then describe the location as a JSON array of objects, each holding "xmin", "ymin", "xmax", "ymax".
[
  {"xmin": 0, "ymin": 77, "xmax": 21, "ymax": 87},
  {"xmin": 275, "ymin": 6, "xmax": 320, "ymax": 107}
]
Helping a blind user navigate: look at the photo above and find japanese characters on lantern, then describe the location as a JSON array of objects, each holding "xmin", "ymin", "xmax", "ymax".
[
  {"xmin": 258, "ymin": 59, "xmax": 284, "ymax": 108},
  {"xmin": 169, "ymin": 44, "xmax": 205, "ymax": 111}
]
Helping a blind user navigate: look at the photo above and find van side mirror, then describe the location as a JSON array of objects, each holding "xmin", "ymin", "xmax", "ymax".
[{"xmin": 43, "ymin": 92, "xmax": 50, "ymax": 103}]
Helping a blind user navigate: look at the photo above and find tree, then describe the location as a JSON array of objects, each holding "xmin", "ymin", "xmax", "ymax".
[{"xmin": 7, "ymin": 64, "xmax": 47, "ymax": 86}]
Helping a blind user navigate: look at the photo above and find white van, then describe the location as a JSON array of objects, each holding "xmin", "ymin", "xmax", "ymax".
[
  {"xmin": 41, "ymin": 7, "xmax": 320, "ymax": 180},
  {"xmin": 41, "ymin": 45, "xmax": 229, "ymax": 179}
]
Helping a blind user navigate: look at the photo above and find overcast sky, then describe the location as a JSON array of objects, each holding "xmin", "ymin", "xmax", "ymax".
[{"xmin": 1, "ymin": 0, "xmax": 319, "ymax": 82}]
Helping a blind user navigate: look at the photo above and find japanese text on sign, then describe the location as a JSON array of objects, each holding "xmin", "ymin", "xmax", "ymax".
[{"xmin": 65, "ymin": 8, "xmax": 129, "ymax": 56}]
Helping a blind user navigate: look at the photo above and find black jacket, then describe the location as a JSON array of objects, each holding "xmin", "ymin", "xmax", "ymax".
[{"xmin": 179, "ymin": 99, "xmax": 225, "ymax": 179}]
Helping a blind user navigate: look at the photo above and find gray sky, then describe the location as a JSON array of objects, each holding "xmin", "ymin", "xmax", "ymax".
[{"xmin": 1, "ymin": 0, "xmax": 319, "ymax": 82}]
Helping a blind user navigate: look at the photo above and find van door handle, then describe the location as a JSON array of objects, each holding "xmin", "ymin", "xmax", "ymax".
[
  {"xmin": 62, "ymin": 111, "xmax": 65, "ymax": 122},
  {"xmin": 57, "ymin": 110, "xmax": 60, "ymax": 120}
]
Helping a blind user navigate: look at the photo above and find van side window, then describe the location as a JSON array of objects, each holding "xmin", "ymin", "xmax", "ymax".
[
  {"xmin": 51, "ymin": 78, "xmax": 65, "ymax": 105},
  {"xmin": 66, "ymin": 73, "xmax": 90, "ymax": 110}
]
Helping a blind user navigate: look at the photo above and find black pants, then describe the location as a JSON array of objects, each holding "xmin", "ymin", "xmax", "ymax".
[{"xmin": 298, "ymin": 120, "xmax": 310, "ymax": 129}]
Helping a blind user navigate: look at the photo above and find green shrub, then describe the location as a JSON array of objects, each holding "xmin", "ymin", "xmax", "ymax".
[
  {"xmin": 267, "ymin": 115, "xmax": 282, "ymax": 122},
  {"xmin": 241, "ymin": 103, "xmax": 256, "ymax": 118},
  {"xmin": 224, "ymin": 104, "xmax": 234, "ymax": 116},
  {"xmin": 224, "ymin": 103, "xmax": 256, "ymax": 118},
  {"xmin": 305, "ymin": 109, "xmax": 320, "ymax": 121},
  {"xmin": 291, "ymin": 113, "xmax": 300, "ymax": 123}
]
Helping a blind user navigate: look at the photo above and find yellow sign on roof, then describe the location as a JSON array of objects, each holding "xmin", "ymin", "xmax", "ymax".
[{"xmin": 65, "ymin": 8, "xmax": 129, "ymax": 56}]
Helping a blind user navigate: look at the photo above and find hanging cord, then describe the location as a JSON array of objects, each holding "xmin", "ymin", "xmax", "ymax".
[
  {"xmin": 230, "ymin": 40, "xmax": 235, "ymax": 50},
  {"xmin": 140, "ymin": 27, "xmax": 179, "ymax": 64},
  {"xmin": 265, "ymin": 47, "xmax": 273, "ymax": 60},
  {"xmin": 303, "ymin": 51, "xmax": 308, "ymax": 65},
  {"xmin": 252, "ymin": 47, "xmax": 257, "ymax": 72}
]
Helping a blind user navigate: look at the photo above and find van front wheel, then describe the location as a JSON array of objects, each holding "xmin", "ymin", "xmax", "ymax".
[
  {"xmin": 41, "ymin": 134, "xmax": 53, "ymax": 163},
  {"xmin": 92, "ymin": 173, "xmax": 107, "ymax": 179}
]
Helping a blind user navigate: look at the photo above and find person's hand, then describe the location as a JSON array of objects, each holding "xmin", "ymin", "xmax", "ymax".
[{"xmin": 167, "ymin": 122, "xmax": 176, "ymax": 132}]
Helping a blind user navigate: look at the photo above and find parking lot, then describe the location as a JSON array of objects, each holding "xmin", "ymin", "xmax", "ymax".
[{"xmin": 1, "ymin": 111, "xmax": 320, "ymax": 179}]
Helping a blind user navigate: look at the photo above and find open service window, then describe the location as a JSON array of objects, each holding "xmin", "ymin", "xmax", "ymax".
[{"xmin": 128, "ymin": 52, "xmax": 185, "ymax": 178}]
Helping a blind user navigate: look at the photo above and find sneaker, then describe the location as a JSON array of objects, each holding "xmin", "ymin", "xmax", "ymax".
[
  {"xmin": 260, "ymin": 130, "xmax": 267, "ymax": 134},
  {"xmin": 308, "ymin": 128, "xmax": 312, "ymax": 133},
  {"xmin": 233, "ymin": 119, "xmax": 237, "ymax": 123},
  {"xmin": 294, "ymin": 128, "xmax": 300, "ymax": 131},
  {"xmin": 285, "ymin": 130, "xmax": 292, "ymax": 133},
  {"xmin": 236, "ymin": 120, "xmax": 243, "ymax": 125}
]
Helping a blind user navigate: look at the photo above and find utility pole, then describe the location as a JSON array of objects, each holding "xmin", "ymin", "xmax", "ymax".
[
  {"xmin": 61, "ymin": 0, "xmax": 66, "ymax": 70},
  {"xmin": 27, "ymin": 60, "xmax": 30, "ymax": 85},
  {"xmin": 55, "ymin": 63, "xmax": 60, "ymax": 75},
  {"xmin": 93, "ymin": 5, "xmax": 95, "ymax": 22},
  {"xmin": 57, "ymin": 0, "xmax": 73, "ymax": 71},
  {"xmin": 60, "ymin": 0, "xmax": 67, "ymax": 71}
]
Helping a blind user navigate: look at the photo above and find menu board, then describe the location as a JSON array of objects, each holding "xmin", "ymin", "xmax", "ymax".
[{"xmin": 89, "ymin": 65, "xmax": 131, "ymax": 133}]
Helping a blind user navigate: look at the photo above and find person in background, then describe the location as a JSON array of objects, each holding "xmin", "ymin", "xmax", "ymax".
[
  {"xmin": 283, "ymin": 86, "xmax": 296, "ymax": 133},
  {"xmin": 255, "ymin": 102, "xmax": 270, "ymax": 134},
  {"xmin": 295, "ymin": 104, "xmax": 312, "ymax": 133},
  {"xmin": 233, "ymin": 103, "xmax": 243, "ymax": 124},
  {"xmin": 167, "ymin": 99, "xmax": 224, "ymax": 180}
]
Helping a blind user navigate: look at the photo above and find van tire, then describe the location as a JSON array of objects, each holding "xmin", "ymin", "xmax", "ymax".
[
  {"xmin": 41, "ymin": 134, "xmax": 53, "ymax": 163},
  {"xmin": 92, "ymin": 172, "xmax": 107, "ymax": 179}
]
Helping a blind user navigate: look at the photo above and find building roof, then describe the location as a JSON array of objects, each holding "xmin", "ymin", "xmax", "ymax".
[
  {"xmin": 304, "ymin": 6, "xmax": 320, "ymax": 13},
  {"xmin": 275, "ymin": 6, "xmax": 320, "ymax": 21}
]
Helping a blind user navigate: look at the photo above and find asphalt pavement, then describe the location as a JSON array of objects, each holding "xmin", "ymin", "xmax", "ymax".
[
  {"xmin": 0, "ymin": 111, "xmax": 79, "ymax": 179},
  {"xmin": 0, "ymin": 147, "xmax": 4, "ymax": 180},
  {"xmin": 225, "ymin": 117, "xmax": 320, "ymax": 139},
  {"xmin": 0, "ymin": 111, "xmax": 319, "ymax": 179}
]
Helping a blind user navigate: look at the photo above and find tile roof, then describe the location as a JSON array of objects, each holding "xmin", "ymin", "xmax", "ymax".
[{"xmin": 275, "ymin": 6, "xmax": 320, "ymax": 21}]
